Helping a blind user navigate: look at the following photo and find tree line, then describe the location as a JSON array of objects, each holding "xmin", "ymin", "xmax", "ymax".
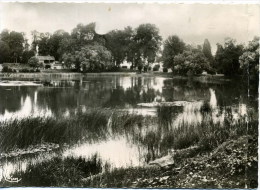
[{"xmin": 0, "ymin": 22, "xmax": 258, "ymax": 79}]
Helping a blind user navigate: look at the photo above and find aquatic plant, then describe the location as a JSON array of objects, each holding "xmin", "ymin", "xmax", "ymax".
[
  {"xmin": 10, "ymin": 154, "xmax": 102, "ymax": 187},
  {"xmin": 0, "ymin": 109, "xmax": 109, "ymax": 152}
]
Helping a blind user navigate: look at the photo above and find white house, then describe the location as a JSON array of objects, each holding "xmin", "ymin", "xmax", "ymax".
[
  {"xmin": 51, "ymin": 63, "xmax": 63, "ymax": 70},
  {"xmin": 120, "ymin": 60, "xmax": 132, "ymax": 69}
]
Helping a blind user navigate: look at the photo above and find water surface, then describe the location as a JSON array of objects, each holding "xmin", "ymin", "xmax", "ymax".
[{"xmin": 0, "ymin": 75, "xmax": 257, "ymax": 180}]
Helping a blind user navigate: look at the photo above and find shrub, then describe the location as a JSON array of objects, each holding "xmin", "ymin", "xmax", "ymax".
[
  {"xmin": 2, "ymin": 65, "xmax": 13, "ymax": 73},
  {"xmin": 163, "ymin": 67, "xmax": 168, "ymax": 73},
  {"xmin": 13, "ymin": 155, "xmax": 103, "ymax": 187},
  {"xmin": 19, "ymin": 68, "xmax": 30, "ymax": 73},
  {"xmin": 143, "ymin": 65, "xmax": 148, "ymax": 72},
  {"xmin": 107, "ymin": 66, "xmax": 120, "ymax": 72},
  {"xmin": 138, "ymin": 65, "xmax": 143, "ymax": 72},
  {"xmin": 153, "ymin": 64, "xmax": 160, "ymax": 71},
  {"xmin": 28, "ymin": 56, "xmax": 40, "ymax": 68},
  {"xmin": 45, "ymin": 64, "xmax": 51, "ymax": 69}
]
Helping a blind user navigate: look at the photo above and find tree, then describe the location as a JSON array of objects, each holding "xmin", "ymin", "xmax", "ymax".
[
  {"xmin": 31, "ymin": 30, "xmax": 40, "ymax": 52},
  {"xmin": 134, "ymin": 24, "xmax": 162, "ymax": 65},
  {"xmin": 0, "ymin": 40, "xmax": 10, "ymax": 63},
  {"xmin": 49, "ymin": 30, "xmax": 70, "ymax": 60},
  {"xmin": 62, "ymin": 44, "xmax": 112, "ymax": 72},
  {"xmin": 28, "ymin": 56, "xmax": 41, "ymax": 68},
  {"xmin": 71, "ymin": 23, "xmax": 105, "ymax": 50},
  {"xmin": 239, "ymin": 37, "xmax": 259, "ymax": 80},
  {"xmin": 215, "ymin": 38, "xmax": 244, "ymax": 76},
  {"xmin": 38, "ymin": 32, "xmax": 51, "ymax": 56},
  {"xmin": 105, "ymin": 26, "xmax": 134, "ymax": 66},
  {"xmin": 173, "ymin": 50, "xmax": 211, "ymax": 75},
  {"xmin": 21, "ymin": 50, "xmax": 35, "ymax": 64},
  {"xmin": 1, "ymin": 30, "xmax": 25, "ymax": 63},
  {"xmin": 202, "ymin": 39, "xmax": 214, "ymax": 64},
  {"xmin": 162, "ymin": 35, "xmax": 185, "ymax": 68},
  {"xmin": 62, "ymin": 53, "xmax": 75, "ymax": 69}
]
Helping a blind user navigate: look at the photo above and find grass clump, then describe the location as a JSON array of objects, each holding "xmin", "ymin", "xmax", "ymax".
[
  {"xmin": 84, "ymin": 166, "xmax": 161, "ymax": 188},
  {"xmin": 159, "ymin": 109, "xmax": 257, "ymax": 152},
  {"xmin": 9, "ymin": 154, "xmax": 102, "ymax": 187},
  {"xmin": 0, "ymin": 109, "xmax": 109, "ymax": 152}
]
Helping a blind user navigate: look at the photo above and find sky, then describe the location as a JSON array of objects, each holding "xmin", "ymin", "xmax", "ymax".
[{"xmin": 0, "ymin": 3, "xmax": 259, "ymax": 53}]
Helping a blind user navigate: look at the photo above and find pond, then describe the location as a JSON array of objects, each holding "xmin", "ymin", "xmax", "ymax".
[{"xmin": 0, "ymin": 75, "xmax": 258, "ymax": 181}]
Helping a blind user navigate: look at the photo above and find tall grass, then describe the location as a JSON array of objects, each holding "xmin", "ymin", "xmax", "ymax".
[
  {"xmin": 11, "ymin": 154, "xmax": 102, "ymax": 187},
  {"xmin": 0, "ymin": 105, "xmax": 257, "ymax": 156},
  {"xmin": 0, "ymin": 109, "xmax": 109, "ymax": 152},
  {"xmin": 0, "ymin": 109, "xmax": 150, "ymax": 152},
  {"xmin": 163, "ymin": 110, "xmax": 258, "ymax": 151},
  {"xmin": 84, "ymin": 166, "xmax": 161, "ymax": 188}
]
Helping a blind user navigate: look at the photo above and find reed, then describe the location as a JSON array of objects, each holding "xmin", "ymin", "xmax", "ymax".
[
  {"xmin": 0, "ymin": 109, "xmax": 109, "ymax": 152},
  {"xmin": 11, "ymin": 154, "xmax": 102, "ymax": 187}
]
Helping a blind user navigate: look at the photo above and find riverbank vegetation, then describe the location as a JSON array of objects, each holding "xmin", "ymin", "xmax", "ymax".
[
  {"xmin": 0, "ymin": 23, "xmax": 258, "ymax": 83},
  {"xmin": 0, "ymin": 105, "xmax": 258, "ymax": 188},
  {"xmin": 0, "ymin": 109, "xmax": 145, "ymax": 152}
]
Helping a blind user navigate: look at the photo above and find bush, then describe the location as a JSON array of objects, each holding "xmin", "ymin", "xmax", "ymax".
[
  {"xmin": 138, "ymin": 65, "xmax": 143, "ymax": 72},
  {"xmin": 163, "ymin": 67, "xmax": 168, "ymax": 73},
  {"xmin": 45, "ymin": 65, "xmax": 51, "ymax": 69},
  {"xmin": 107, "ymin": 66, "xmax": 120, "ymax": 72},
  {"xmin": 143, "ymin": 65, "xmax": 148, "ymax": 72},
  {"xmin": 28, "ymin": 56, "xmax": 40, "ymax": 68},
  {"xmin": 2, "ymin": 65, "xmax": 14, "ymax": 73},
  {"xmin": 19, "ymin": 68, "xmax": 30, "ymax": 73},
  {"xmin": 153, "ymin": 64, "xmax": 160, "ymax": 71},
  {"xmin": 14, "ymin": 155, "xmax": 103, "ymax": 187},
  {"xmin": 207, "ymin": 68, "xmax": 216, "ymax": 75}
]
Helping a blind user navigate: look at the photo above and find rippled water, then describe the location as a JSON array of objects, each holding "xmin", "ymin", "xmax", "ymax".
[{"xmin": 0, "ymin": 75, "xmax": 258, "ymax": 180}]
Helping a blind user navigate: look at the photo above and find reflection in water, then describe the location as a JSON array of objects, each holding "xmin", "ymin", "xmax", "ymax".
[
  {"xmin": 0, "ymin": 76, "xmax": 257, "ymax": 181},
  {"xmin": 0, "ymin": 94, "xmax": 52, "ymax": 121},
  {"xmin": 63, "ymin": 137, "xmax": 144, "ymax": 169}
]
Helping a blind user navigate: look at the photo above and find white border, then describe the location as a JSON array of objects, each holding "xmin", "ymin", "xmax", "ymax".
[{"xmin": 0, "ymin": 0, "xmax": 260, "ymax": 4}]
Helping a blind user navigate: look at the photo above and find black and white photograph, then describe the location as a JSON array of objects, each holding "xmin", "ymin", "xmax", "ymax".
[{"xmin": 0, "ymin": 1, "xmax": 259, "ymax": 189}]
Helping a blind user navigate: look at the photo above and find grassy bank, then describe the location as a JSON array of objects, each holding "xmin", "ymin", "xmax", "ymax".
[
  {"xmin": 2, "ymin": 154, "xmax": 103, "ymax": 187},
  {"xmin": 0, "ymin": 109, "xmax": 109, "ymax": 152},
  {"xmin": 0, "ymin": 107, "xmax": 258, "ymax": 188},
  {"xmin": 0, "ymin": 109, "xmax": 147, "ymax": 152},
  {"xmin": 0, "ymin": 106, "xmax": 256, "ymax": 154},
  {"xmin": 82, "ymin": 135, "xmax": 257, "ymax": 188}
]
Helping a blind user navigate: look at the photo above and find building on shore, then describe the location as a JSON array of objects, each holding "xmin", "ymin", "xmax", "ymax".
[
  {"xmin": 36, "ymin": 55, "xmax": 55, "ymax": 69},
  {"xmin": 52, "ymin": 63, "xmax": 63, "ymax": 70},
  {"xmin": 120, "ymin": 60, "xmax": 132, "ymax": 69}
]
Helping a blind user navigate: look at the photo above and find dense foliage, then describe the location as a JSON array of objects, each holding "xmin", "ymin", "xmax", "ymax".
[
  {"xmin": 28, "ymin": 56, "xmax": 41, "ymax": 68},
  {"xmin": 62, "ymin": 44, "xmax": 112, "ymax": 72},
  {"xmin": 162, "ymin": 35, "xmax": 185, "ymax": 69},
  {"xmin": 239, "ymin": 37, "xmax": 259, "ymax": 81},
  {"xmin": 173, "ymin": 50, "xmax": 211, "ymax": 75},
  {"xmin": 214, "ymin": 38, "xmax": 244, "ymax": 76},
  {"xmin": 0, "ymin": 23, "xmax": 258, "ymax": 78}
]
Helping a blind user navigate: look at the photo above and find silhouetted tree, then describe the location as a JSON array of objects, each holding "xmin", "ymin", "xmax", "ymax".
[
  {"xmin": 134, "ymin": 24, "xmax": 162, "ymax": 66},
  {"xmin": 239, "ymin": 36, "xmax": 259, "ymax": 81},
  {"xmin": 162, "ymin": 35, "xmax": 185, "ymax": 68},
  {"xmin": 105, "ymin": 26, "xmax": 134, "ymax": 66},
  {"xmin": 202, "ymin": 39, "xmax": 214, "ymax": 65},
  {"xmin": 215, "ymin": 38, "xmax": 244, "ymax": 76}
]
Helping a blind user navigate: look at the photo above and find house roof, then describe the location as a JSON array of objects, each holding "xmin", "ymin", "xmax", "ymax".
[{"xmin": 37, "ymin": 55, "xmax": 55, "ymax": 60}]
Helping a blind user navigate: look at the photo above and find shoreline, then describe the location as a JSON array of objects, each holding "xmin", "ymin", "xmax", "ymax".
[{"xmin": 0, "ymin": 71, "xmax": 232, "ymax": 81}]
